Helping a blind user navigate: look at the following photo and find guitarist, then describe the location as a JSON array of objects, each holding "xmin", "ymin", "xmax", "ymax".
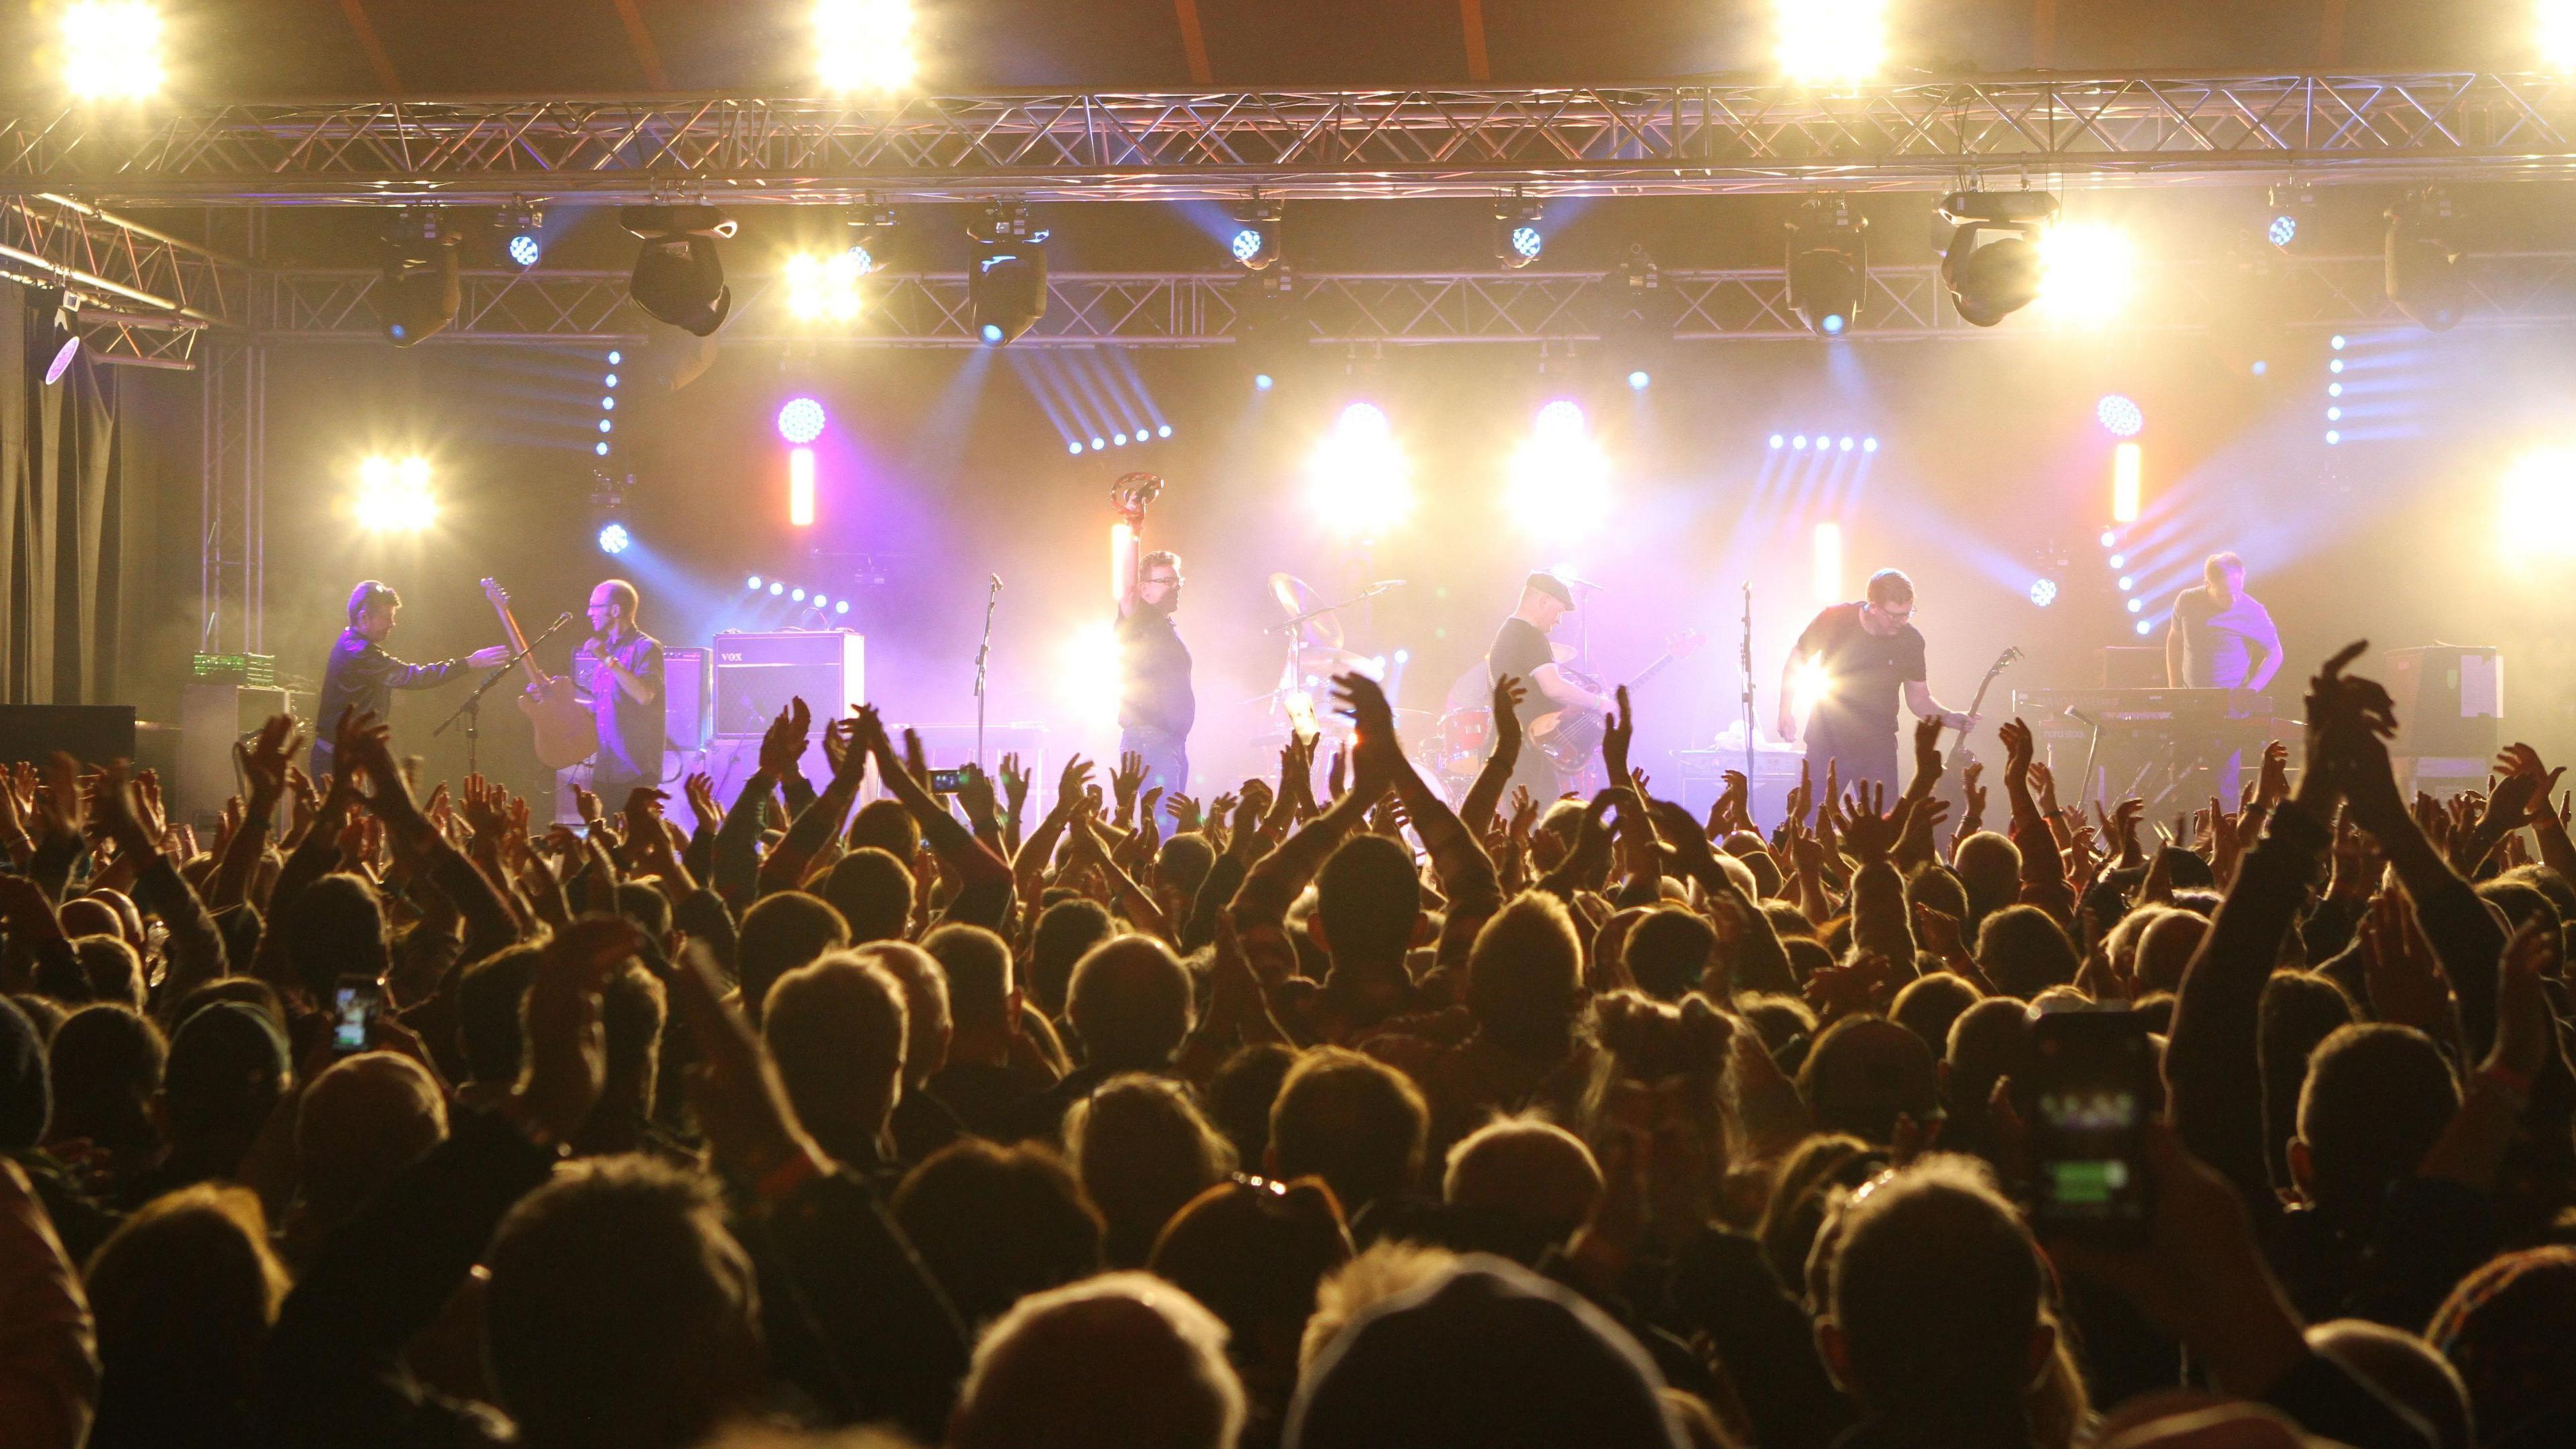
[
  {"xmin": 1776, "ymin": 568, "xmax": 1979, "ymax": 794},
  {"xmin": 1487, "ymin": 572, "xmax": 1615, "ymax": 802},
  {"xmin": 311, "ymin": 580, "xmax": 513, "ymax": 782},
  {"xmin": 573, "ymin": 578, "xmax": 667, "ymax": 804}
]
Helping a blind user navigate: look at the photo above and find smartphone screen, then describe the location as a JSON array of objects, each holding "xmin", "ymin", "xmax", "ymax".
[
  {"xmin": 333, "ymin": 977, "xmax": 382, "ymax": 1055},
  {"xmin": 928, "ymin": 768, "xmax": 964, "ymax": 795},
  {"xmin": 2028, "ymin": 1009, "xmax": 2153, "ymax": 1242}
]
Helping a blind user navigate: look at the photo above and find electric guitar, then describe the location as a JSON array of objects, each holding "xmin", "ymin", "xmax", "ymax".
[
  {"xmin": 1944, "ymin": 645, "xmax": 2024, "ymax": 769},
  {"xmin": 1526, "ymin": 629, "xmax": 1707, "ymax": 773},
  {"xmin": 480, "ymin": 578, "xmax": 598, "ymax": 771}
]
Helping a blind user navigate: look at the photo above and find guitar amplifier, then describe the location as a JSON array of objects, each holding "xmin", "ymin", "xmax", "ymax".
[
  {"xmin": 2385, "ymin": 645, "xmax": 2502, "ymax": 760},
  {"xmin": 663, "ymin": 647, "xmax": 711, "ymax": 750},
  {"xmin": 712, "ymin": 631, "xmax": 864, "ymax": 737}
]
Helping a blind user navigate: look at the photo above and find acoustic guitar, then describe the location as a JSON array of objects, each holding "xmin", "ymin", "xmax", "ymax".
[
  {"xmin": 1525, "ymin": 629, "xmax": 1707, "ymax": 773},
  {"xmin": 480, "ymin": 577, "xmax": 598, "ymax": 771}
]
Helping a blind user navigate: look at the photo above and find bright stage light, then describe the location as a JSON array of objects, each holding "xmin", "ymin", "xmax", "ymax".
[
  {"xmin": 355, "ymin": 456, "xmax": 437, "ymax": 534},
  {"xmin": 1504, "ymin": 400, "xmax": 1611, "ymax": 539},
  {"xmin": 2107, "ymin": 552, "xmax": 2126, "ymax": 568},
  {"xmin": 1254, "ymin": 373, "xmax": 1275, "ymax": 391},
  {"xmin": 816, "ymin": 0, "xmax": 916, "ymax": 91},
  {"xmin": 2499, "ymin": 447, "xmax": 2576, "ymax": 559},
  {"xmin": 596, "ymin": 523, "xmax": 631, "ymax": 555},
  {"xmin": 1494, "ymin": 193, "xmax": 1545, "ymax": 268},
  {"xmin": 777, "ymin": 397, "xmax": 827, "ymax": 444},
  {"xmin": 1838, "ymin": 436, "xmax": 1854, "ymax": 451},
  {"xmin": 784, "ymin": 248, "xmax": 867, "ymax": 323},
  {"xmin": 1090, "ymin": 437, "xmax": 1106, "ymax": 450},
  {"xmin": 789, "ymin": 448, "xmax": 816, "ymax": 527},
  {"xmin": 2118, "ymin": 575, "xmax": 2134, "ymax": 592},
  {"xmin": 2267, "ymin": 214, "xmax": 2298, "ymax": 249},
  {"xmin": 1939, "ymin": 191, "xmax": 2055, "ymax": 327},
  {"xmin": 1157, "ymin": 424, "xmax": 1172, "ymax": 437},
  {"xmin": 2029, "ymin": 578, "xmax": 2058, "ymax": 607},
  {"xmin": 769, "ymin": 582, "xmax": 785, "ymax": 596},
  {"xmin": 810, "ymin": 594, "xmax": 828, "ymax": 610},
  {"xmin": 1308, "ymin": 402, "xmax": 1414, "ymax": 539},
  {"xmin": 1788, "ymin": 657, "xmax": 1832, "ymax": 724},
  {"xmin": 1793, "ymin": 435, "xmax": 1808, "ymax": 449},
  {"xmin": 2112, "ymin": 440, "xmax": 2143, "ymax": 523},
  {"xmin": 2096, "ymin": 394, "xmax": 2144, "ymax": 437},
  {"xmin": 1863, "ymin": 437, "xmax": 1878, "ymax": 452},
  {"xmin": 2326, "ymin": 430, "xmax": 2341, "ymax": 445},
  {"xmin": 2135, "ymin": 619, "xmax": 2154, "ymax": 637},
  {"xmin": 595, "ymin": 442, "xmax": 610, "ymax": 456},
  {"xmin": 2039, "ymin": 223, "xmax": 2138, "ymax": 325},
  {"xmin": 1770, "ymin": 434, "xmax": 1785, "ymax": 449},
  {"xmin": 747, "ymin": 576, "xmax": 763, "ymax": 589},
  {"xmin": 1811, "ymin": 521, "xmax": 1843, "ymax": 606},
  {"xmin": 792, "ymin": 588, "xmax": 807, "ymax": 602},
  {"xmin": 1069, "ymin": 441, "xmax": 1085, "ymax": 455},
  {"xmin": 1113, "ymin": 433, "xmax": 1128, "ymax": 446},
  {"xmin": 62, "ymin": 1, "xmax": 162, "ymax": 100},
  {"xmin": 508, "ymin": 233, "xmax": 541, "ymax": 268},
  {"xmin": 1627, "ymin": 370, "xmax": 1651, "ymax": 390},
  {"xmin": 1057, "ymin": 620, "xmax": 1124, "ymax": 724},
  {"xmin": 836, "ymin": 600, "xmax": 851, "ymax": 615},
  {"xmin": 2545, "ymin": 0, "xmax": 2576, "ymax": 68},
  {"xmin": 2100, "ymin": 529, "xmax": 2117, "ymax": 547},
  {"xmin": 2128, "ymin": 598, "xmax": 2144, "ymax": 613},
  {"xmin": 1776, "ymin": 0, "xmax": 1886, "ymax": 83}
]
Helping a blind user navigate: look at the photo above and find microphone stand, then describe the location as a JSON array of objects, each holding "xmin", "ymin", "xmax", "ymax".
[
  {"xmin": 435, "ymin": 612, "xmax": 577, "ymax": 779},
  {"xmin": 1740, "ymin": 582, "xmax": 1756, "ymax": 782},
  {"xmin": 974, "ymin": 575, "xmax": 1002, "ymax": 772}
]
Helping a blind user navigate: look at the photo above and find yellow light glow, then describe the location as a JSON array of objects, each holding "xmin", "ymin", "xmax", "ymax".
[
  {"xmin": 2112, "ymin": 441, "xmax": 2143, "ymax": 523},
  {"xmin": 2544, "ymin": 0, "xmax": 2576, "ymax": 68},
  {"xmin": 788, "ymin": 447, "xmax": 816, "ymax": 527},
  {"xmin": 1309, "ymin": 402, "xmax": 1414, "ymax": 540},
  {"xmin": 354, "ymin": 455, "xmax": 436, "ymax": 534},
  {"xmin": 1790, "ymin": 657, "xmax": 1832, "ymax": 723},
  {"xmin": 2039, "ymin": 222, "xmax": 2139, "ymax": 326},
  {"xmin": 1812, "ymin": 521, "xmax": 1843, "ymax": 606},
  {"xmin": 784, "ymin": 248, "xmax": 867, "ymax": 323},
  {"xmin": 2499, "ymin": 446, "xmax": 2576, "ymax": 559},
  {"xmin": 1503, "ymin": 400, "xmax": 1612, "ymax": 539},
  {"xmin": 1775, "ymin": 0, "xmax": 1886, "ymax": 84},
  {"xmin": 62, "ymin": 1, "xmax": 162, "ymax": 101},
  {"xmin": 1110, "ymin": 521, "xmax": 1135, "ymax": 605},
  {"xmin": 816, "ymin": 0, "xmax": 916, "ymax": 92},
  {"xmin": 1057, "ymin": 620, "xmax": 1122, "ymax": 726}
]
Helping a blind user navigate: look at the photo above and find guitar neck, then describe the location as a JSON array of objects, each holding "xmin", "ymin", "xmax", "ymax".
[
  {"xmin": 487, "ymin": 597, "xmax": 542, "ymax": 686},
  {"xmin": 1945, "ymin": 667, "xmax": 2008, "ymax": 765}
]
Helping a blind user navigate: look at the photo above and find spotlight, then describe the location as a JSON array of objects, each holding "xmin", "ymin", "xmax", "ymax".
[
  {"xmin": 2267, "ymin": 215, "xmax": 2297, "ymax": 249},
  {"xmin": 608, "ymin": 351, "xmax": 623, "ymax": 364},
  {"xmin": 1113, "ymin": 433, "xmax": 1128, "ymax": 446},
  {"xmin": 1254, "ymin": 374, "xmax": 1275, "ymax": 391},
  {"xmin": 2038, "ymin": 222, "xmax": 2138, "ymax": 325},
  {"xmin": 968, "ymin": 203, "xmax": 1050, "ymax": 345},
  {"xmin": 810, "ymin": 595, "xmax": 828, "ymax": 610},
  {"xmin": 1495, "ymin": 193, "xmax": 1544, "ymax": 270},
  {"xmin": 784, "ymin": 248, "xmax": 867, "ymax": 323},
  {"xmin": 2100, "ymin": 529, "xmax": 2117, "ymax": 547},
  {"xmin": 621, "ymin": 206, "xmax": 738, "ymax": 338},
  {"xmin": 1938, "ymin": 191, "xmax": 2057, "ymax": 328},
  {"xmin": 2128, "ymin": 598, "xmax": 2144, "ymax": 613},
  {"xmin": 354, "ymin": 456, "xmax": 437, "ymax": 534},
  {"xmin": 508, "ymin": 233, "xmax": 541, "ymax": 268},
  {"xmin": 1770, "ymin": 435, "xmax": 1785, "ymax": 448},
  {"xmin": 2108, "ymin": 553, "xmax": 2126, "ymax": 568},
  {"xmin": 2029, "ymin": 579, "xmax": 2058, "ymax": 607},
  {"xmin": 1309, "ymin": 402, "xmax": 1413, "ymax": 539},
  {"xmin": 1157, "ymin": 425, "xmax": 1172, "ymax": 437},
  {"xmin": 747, "ymin": 576, "xmax": 763, "ymax": 589},
  {"xmin": 2135, "ymin": 619, "xmax": 2154, "ymax": 636},
  {"xmin": 1504, "ymin": 399, "xmax": 1611, "ymax": 539},
  {"xmin": 1793, "ymin": 435, "xmax": 1808, "ymax": 449},
  {"xmin": 1787, "ymin": 198, "xmax": 1868, "ymax": 337},
  {"xmin": 30, "ymin": 287, "xmax": 79, "ymax": 386},
  {"xmin": 1627, "ymin": 370, "xmax": 1651, "ymax": 390},
  {"xmin": 597, "ymin": 523, "xmax": 631, "ymax": 555},
  {"xmin": 2385, "ymin": 191, "xmax": 2462, "ymax": 331},
  {"xmin": 594, "ymin": 442, "xmax": 610, "ymax": 456},
  {"xmin": 378, "ymin": 211, "xmax": 461, "ymax": 347},
  {"xmin": 816, "ymin": 0, "xmax": 917, "ymax": 91},
  {"xmin": 1862, "ymin": 437, "xmax": 1878, "ymax": 451},
  {"xmin": 1069, "ymin": 441, "xmax": 1084, "ymax": 455},
  {"xmin": 2545, "ymin": 0, "xmax": 2576, "ymax": 68},
  {"xmin": 769, "ymin": 582, "xmax": 785, "ymax": 596},
  {"xmin": 836, "ymin": 601, "xmax": 851, "ymax": 615},
  {"xmin": 1776, "ymin": 0, "xmax": 1886, "ymax": 83},
  {"xmin": 1596, "ymin": 245, "xmax": 1676, "ymax": 382},
  {"xmin": 499, "ymin": 198, "xmax": 544, "ymax": 268},
  {"xmin": 1234, "ymin": 270, "xmax": 1307, "ymax": 389},
  {"xmin": 1229, "ymin": 199, "xmax": 1282, "ymax": 271},
  {"xmin": 2096, "ymin": 394, "xmax": 2144, "ymax": 437},
  {"xmin": 2500, "ymin": 447, "xmax": 2576, "ymax": 559},
  {"xmin": 777, "ymin": 396, "xmax": 828, "ymax": 445},
  {"xmin": 62, "ymin": 1, "xmax": 161, "ymax": 100},
  {"xmin": 788, "ymin": 447, "xmax": 816, "ymax": 527}
]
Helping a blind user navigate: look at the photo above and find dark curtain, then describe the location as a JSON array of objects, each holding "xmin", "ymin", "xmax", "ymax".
[{"xmin": 0, "ymin": 285, "xmax": 129, "ymax": 706}]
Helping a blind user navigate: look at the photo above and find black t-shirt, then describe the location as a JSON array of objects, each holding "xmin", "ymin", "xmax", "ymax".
[
  {"xmin": 1487, "ymin": 617, "xmax": 1556, "ymax": 727},
  {"xmin": 1794, "ymin": 602, "xmax": 1926, "ymax": 747},
  {"xmin": 1118, "ymin": 604, "xmax": 1195, "ymax": 736}
]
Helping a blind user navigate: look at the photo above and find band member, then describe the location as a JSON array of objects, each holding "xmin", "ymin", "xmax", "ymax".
[
  {"xmin": 573, "ymin": 579, "xmax": 666, "ymax": 804},
  {"xmin": 311, "ymin": 580, "xmax": 511, "ymax": 781},
  {"xmin": 1118, "ymin": 549, "xmax": 1193, "ymax": 795},
  {"xmin": 1488, "ymin": 572, "xmax": 1615, "ymax": 802},
  {"xmin": 1776, "ymin": 568, "xmax": 1977, "ymax": 792},
  {"xmin": 2164, "ymin": 551, "xmax": 2282, "ymax": 800}
]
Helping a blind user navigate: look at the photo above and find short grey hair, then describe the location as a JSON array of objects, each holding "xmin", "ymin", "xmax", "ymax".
[{"xmin": 1142, "ymin": 549, "xmax": 1183, "ymax": 580}]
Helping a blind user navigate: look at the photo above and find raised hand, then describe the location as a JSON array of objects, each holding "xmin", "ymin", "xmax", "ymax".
[
  {"xmin": 1909, "ymin": 714, "xmax": 1945, "ymax": 789},
  {"xmin": 1893, "ymin": 793, "xmax": 1949, "ymax": 871},
  {"xmin": 1785, "ymin": 758, "xmax": 1813, "ymax": 830},
  {"xmin": 1326, "ymin": 743, "xmax": 1348, "ymax": 801},
  {"xmin": 572, "ymin": 785, "xmax": 603, "ymax": 829},
  {"xmin": 826, "ymin": 716, "xmax": 866, "ymax": 786},
  {"xmin": 1601, "ymin": 685, "xmax": 1635, "ymax": 787},
  {"xmin": 89, "ymin": 760, "xmax": 159, "ymax": 860},
  {"xmin": 1835, "ymin": 783, "xmax": 1908, "ymax": 866},
  {"xmin": 1109, "ymin": 751, "xmax": 1146, "ymax": 820},
  {"xmin": 999, "ymin": 752, "xmax": 1031, "ymax": 819},
  {"xmin": 30, "ymin": 752, "xmax": 87, "ymax": 848},
  {"xmin": 1164, "ymin": 793, "xmax": 1203, "ymax": 833},
  {"xmin": 1332, "ymin": 672, "xmax": 1403, "ymax": 800},
  {"xmin": 684, "ymin": 771, "xmax": 723, "ymax": 834},
  {"xmin": 758, "ymin": 698, "xmax": 813, "ymax": 778},
  {"xmin": 1960, "ymin": 759, "xmax": 1987, "ymax": 826},
  {"xmin": 1489, "ymin": 674, "xmax": 1526, "ymax": 752},
  {"xmin": 237, "ymin": 714, "xmax": 301, "ymax": 804},
  {"xmin": 2255, "ymin": 741, "xmax": 2292, "ymax": 810},
  {"xmin": 2027, "ymin": 758, "xmax": 2062, "ymax": 818},
  {"xmin": 1717, "ymin": 769, "xmax": 1750, "ymax": 836}
]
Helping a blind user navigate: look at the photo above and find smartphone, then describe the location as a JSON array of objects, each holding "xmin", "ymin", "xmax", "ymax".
[
  {"xmin": 2027, "ymin": 1008, "xmax": 2155, "ymax": 1244},
  {"xmin": 331, "ymin": 975, "xmax": 382, "ymax": 1055},
  {"xmin": 928, "ymin": 767, "xmax": 965, "ymax": 795}
]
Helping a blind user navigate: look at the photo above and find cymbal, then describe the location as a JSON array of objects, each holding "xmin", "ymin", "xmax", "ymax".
[
  {"xmin": 1293, "ymin": 645, "xmax": 1376, "ymax": 679},
  {"xmin": 1269, "ymin": 572, "xmax": 1345, "ymax": 651}
]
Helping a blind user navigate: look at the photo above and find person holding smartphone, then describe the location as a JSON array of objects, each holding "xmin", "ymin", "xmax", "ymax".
[{"xmin": 1117, "ymin": 548, "xmax": 1194, "ymax": 797}]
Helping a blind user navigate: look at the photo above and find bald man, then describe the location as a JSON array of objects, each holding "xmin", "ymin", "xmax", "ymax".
[{"xmin": 573, "ymin": 578, "xmax": 666, "ymax": 806}]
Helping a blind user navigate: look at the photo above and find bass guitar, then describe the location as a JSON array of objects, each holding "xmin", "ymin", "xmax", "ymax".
[
  {"xmin": 1944, "ymin": 645, "xmax": 2024, "ymax": 769},
  {"xmin": 480, "ymin": 578, "xmax": 598, "ymax": 771},
  {"xmin": 1527, "ymin": 629, "xmax": 1707, "ymax": 773}
]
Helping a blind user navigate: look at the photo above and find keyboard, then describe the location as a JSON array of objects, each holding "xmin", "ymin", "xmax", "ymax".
[{"xmin": 2012, "ymin": 688, "xmax": 2277, "ymax": 727}]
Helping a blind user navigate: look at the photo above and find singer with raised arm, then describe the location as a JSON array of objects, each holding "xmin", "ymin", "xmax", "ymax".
[
  {"xmin": 311, "ymin": 580, "xmax": 513, "ymax": 781},
  {"xmin": 1116, "ymin": 546, "xmax": 1193, "ymax": 796},
  {"xmin": 1776, "ymin": 568, "xmax": 1977, "ymax": 793},
  {"xmin": 572, "ymin": 578, "xmax": 666, "ymax": 804}
]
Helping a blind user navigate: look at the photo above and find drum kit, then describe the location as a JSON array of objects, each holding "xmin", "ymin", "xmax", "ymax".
[{"xmin": 1252, "ymin": 570, "xmax": 1493, "ymax": 797}]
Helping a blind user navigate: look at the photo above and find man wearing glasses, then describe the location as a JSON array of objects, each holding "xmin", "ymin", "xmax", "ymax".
[
  {"xmin": 1118, "ymin": 549, "xmax": 1195, "ymax": 796},
  {"xmin": 1776, "ymin": 568, "xmax": 1978, "ymax": 793}
]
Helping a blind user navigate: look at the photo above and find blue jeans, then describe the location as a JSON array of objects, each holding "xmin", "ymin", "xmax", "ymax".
[{"xmin": 1120, "ymin": 725, "xmax": 1190, "ymax": 798}]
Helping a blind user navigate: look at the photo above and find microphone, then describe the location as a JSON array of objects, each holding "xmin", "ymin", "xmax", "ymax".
[
  {"xmin": 553, "ymin": 611, "xmax": 575, "ymax": 629},
  {"xmin": 1556, "ymin": 571, "xmax": 1606, "ymax": 593},
  {"xmin": 989, "ymin": 574, "xmax": 1004, "ymax": 592},
  {"xmin": 2062, "ymin": 706, "xmax": 2098, "ymax": 728}
]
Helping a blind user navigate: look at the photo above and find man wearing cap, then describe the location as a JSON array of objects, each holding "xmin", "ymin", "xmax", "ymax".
[
  {"xmin": 312, "ymin": 581, "xmax": 513, "ymax": 782},
  {"xmin": 1488, "ymin": 572, "xmax": 1617, "ymax": 804},
  {"xmin": 1776, "ymin": 568, "xmax": 1978, "ymax": 795}
]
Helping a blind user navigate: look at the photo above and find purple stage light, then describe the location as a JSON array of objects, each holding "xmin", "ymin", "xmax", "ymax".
[{"xmin": 777, "ymin": 397, "xmax": 827, "ymax": 445}]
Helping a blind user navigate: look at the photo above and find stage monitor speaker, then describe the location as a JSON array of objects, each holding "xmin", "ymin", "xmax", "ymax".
[
  {"xmin": 0, "ymin": 704, "xmax": 137, "ymax": 770},
  {"xmin": 2099, "ymin": 647, "xmax": 2166, "ymax": 688},
  {"xmin": 712, "ymin": 631, "xmax": 863, "ymax": 737},
  {"xmin": 178, "ymin": 685, "xmax": 285, "ymax": 824},
  {"xmin": 663, "ymin": 646, "xmax": 711, "ymax": 750},
  {"xmin": 2385, "ymin": 645, "xmax": 2502, "ymax": 759}
]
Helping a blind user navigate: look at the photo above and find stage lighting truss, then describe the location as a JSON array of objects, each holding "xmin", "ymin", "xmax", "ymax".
[
  {"xmin": 621, "ymin": 204, "xmax": 738, "ymax": 338},
  {"xmin": 2385, "ymin": 188, "xmax": 2463, "ymax": 331},
  {"xmin": 1786, "ymin": 197, "xmax": 1866, "ymax": 336},
  {"xmin": 1229, "ymin": 197, "xmax": 1282, "ymax": 271},
  {"xmin": 378, "ymin": 208, "xmax": 461, "ymax": 347},
  {"xmin": 1495, "ymin": 192, "xmax": 1544, "ymax": 270},
  {"xmin": 1595, "ymin": 244, "xmax": 1674, "ymax": 378},
  {"xmin": 968, "ymin": 201, "xmax": 1050, "ymax": 345},
  {"xmin": 845, "ymin": 201, "xmax": 898, "ymax": 276},
  {"xmin": 499, "ymin": 197, "xmax": 544, "ymax": 268},
  {"xmin": 1937, "ymin": 189, "xmax": 2059, "ymax": 328}
]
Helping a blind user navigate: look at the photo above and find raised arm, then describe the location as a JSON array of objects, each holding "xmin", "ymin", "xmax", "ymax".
[
  {"xmin": 1336, "ymin": 673, "xmax": 1503, "ymax": 961},
  {"xmin": 208, "ymin": 716, "xmax": 299, "ymax": 911},
  {"xmin": 1458, "ymin": 674, "xmax": 1526, "ymax": 837},
  {"xmin": 758, "ymin": 718, "xmax": 864, "ymax": 897},
  {"xmin": 859, "ymin": 710, "xmax": 1014, "ymax": 926}
]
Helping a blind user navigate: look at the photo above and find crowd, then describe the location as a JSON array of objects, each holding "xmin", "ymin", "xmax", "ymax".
[{"xmin": 0, "ymin": 639, "xmax": 2571, "ymax": 1449}]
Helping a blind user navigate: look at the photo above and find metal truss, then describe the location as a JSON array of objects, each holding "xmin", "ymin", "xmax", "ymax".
[
  {"xmin": 199, "ymin": 337, "xmax": 265, "ymax": 656},
  {"xmin": 5, "ymin": 74, "xmax": 2576, "ymax": 205},
  {"xmin": 0, "ymin": 195, "xmax": 247, "ymax": 365},
  {"xmin": 250, "ymin": 252, "xmax": 2576, "ymax": 345}
]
